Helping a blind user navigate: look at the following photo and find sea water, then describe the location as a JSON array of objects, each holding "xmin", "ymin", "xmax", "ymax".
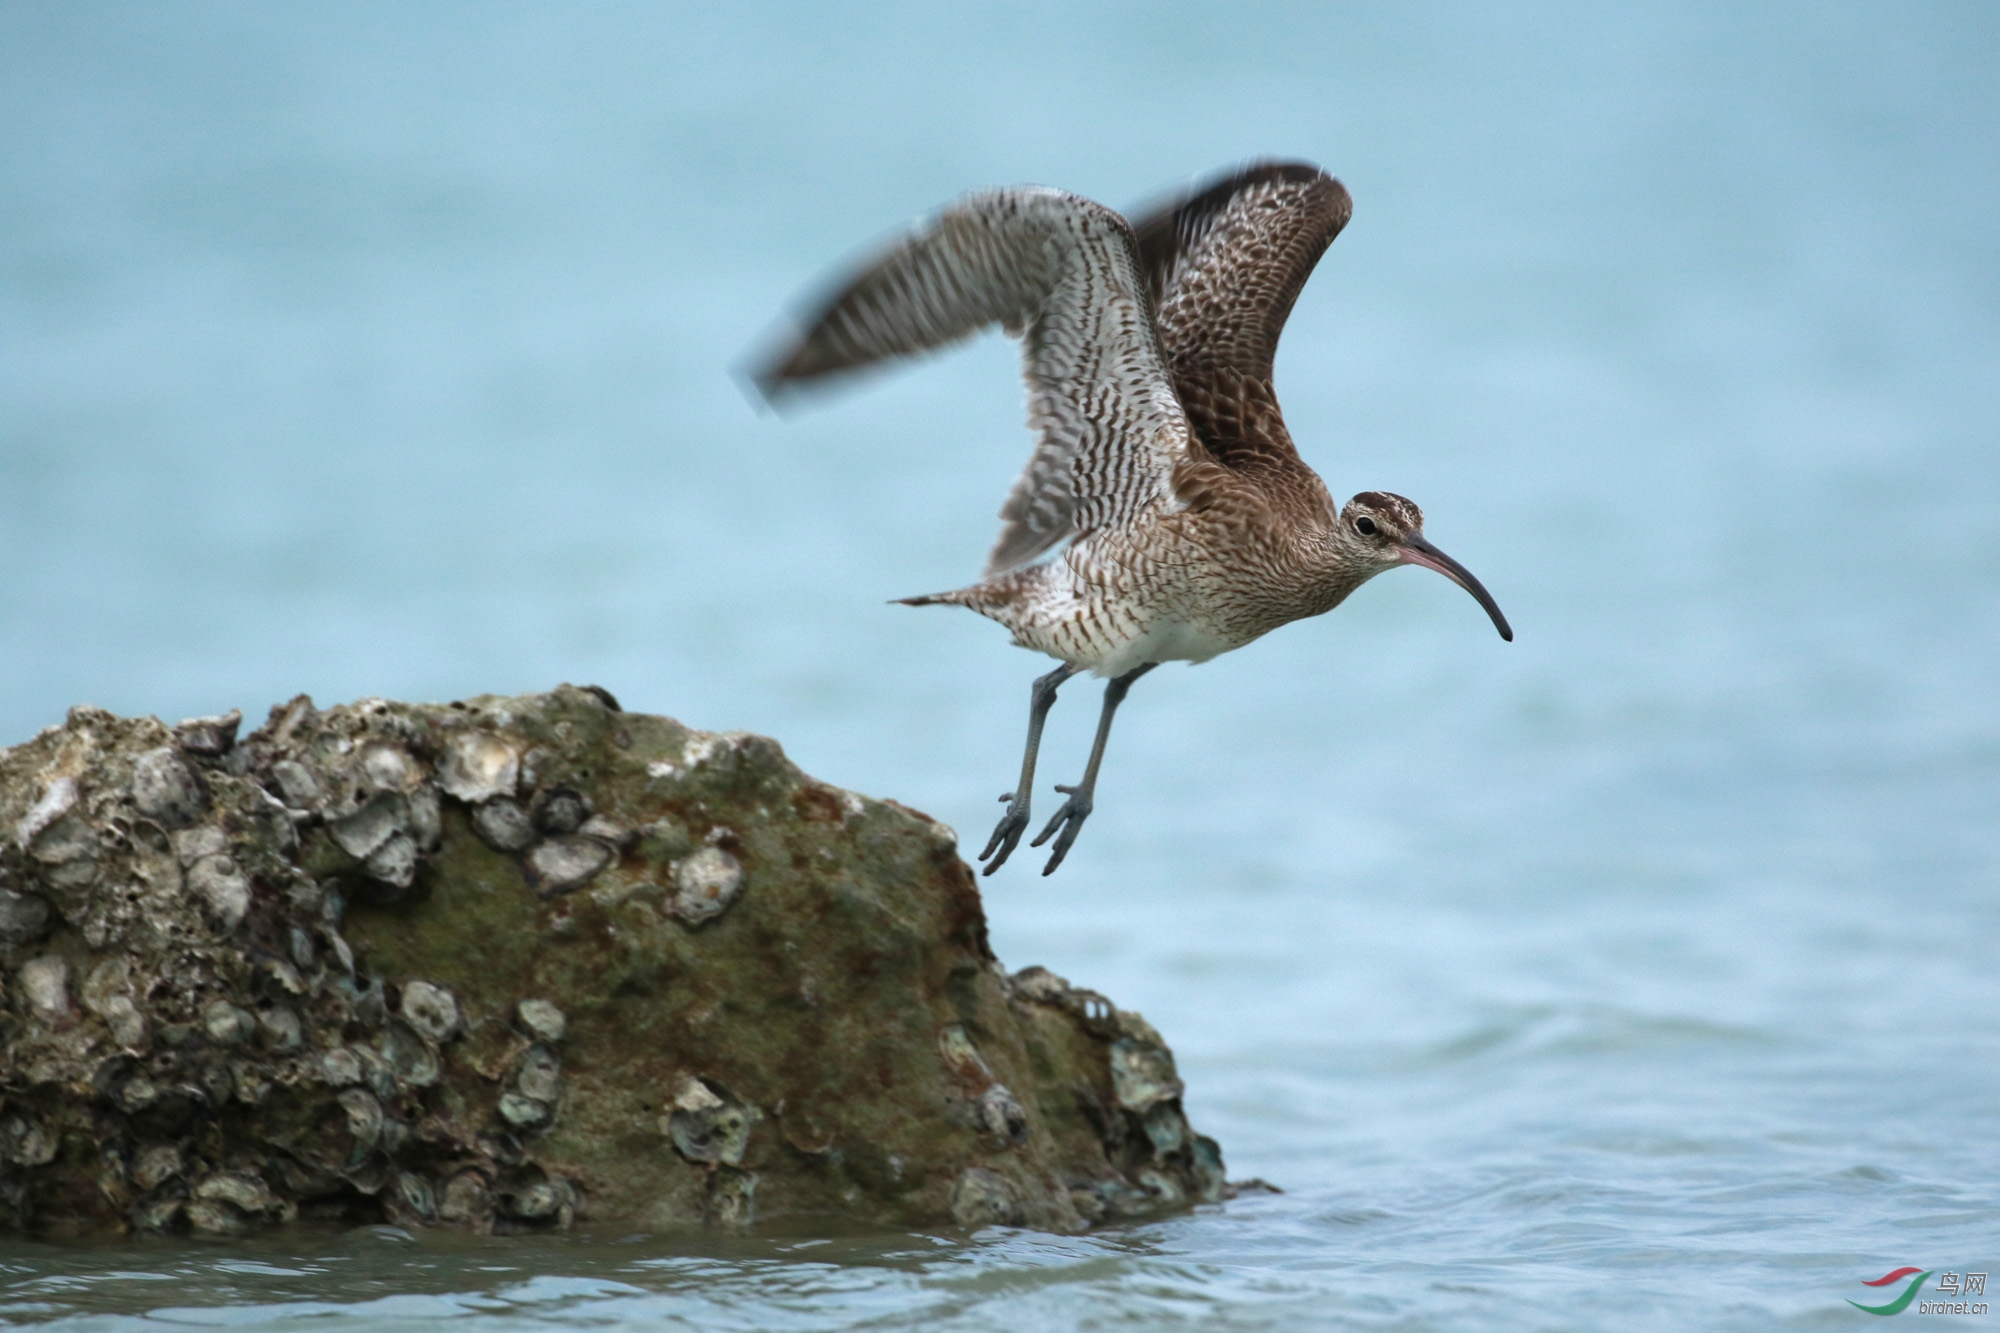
[{"xmin": 2, "ymin": 2, "xmax": 1996, "ymax": 1327}]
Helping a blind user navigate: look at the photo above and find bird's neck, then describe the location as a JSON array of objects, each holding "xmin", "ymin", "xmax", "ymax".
[{"xmin": 1293, "ymin": 520, "xmax": 1392, "ymax": 619}]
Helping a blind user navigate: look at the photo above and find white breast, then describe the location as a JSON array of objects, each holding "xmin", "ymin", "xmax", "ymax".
[{"xmin": 1088, "ymin": 613, "xmax": 1241, "ymax": 677}]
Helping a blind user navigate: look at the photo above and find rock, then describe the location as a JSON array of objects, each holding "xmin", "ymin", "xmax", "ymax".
[
  {"xmin": 516, "ymin": 999, "xmax": 567, "ymax": 1044},
  {"xmin": 186, "ymin": 853, "xmax": 250, "ymax": 929},
  {"xmin": 203, "ymin": 1000, "xmax": 256, "ymax": 1046},
  {"xmin": 438, "ymin": 732, "xmax": 519, "ymax": 804},
  {"xmin": 0, "ymin": 888, "xmax": 51, "ymax": 944},
  {"xmin": 525, "ymin": 836, "xmax": 612, "ymax": 896},
  {"xmin": 0, "ymin": 685, "xmax": 1228, "ymax": 1238},
  {"xmin": 82, "ymin": 959, "xmax": 146, "ymax": 1048},
  {"xmin": 668, "ymin": 846, "xmax": 743, "ymax": 924},
  {"xmin": 26, "ymin": 809, "xmax": 97, "ymax": 884},
  {"xmin": 172, "ymin": 825, "xmax": 228, "ymax": 867},
  {"xmin": 1110, "ymin": 1038, "xmax": 1184, "ymax": 1113},
  {"xmin": 393, "ymin": 1171, "xmax": 438, "ymax": 1223},
  {"xmin": 100, "ymin": 998, "xmax": 147, "ymax": 1049},
  {"xmin": 365, "ymin": 833, "xmax": 419, "ymax": 890},
  {"xmin": 270, "ymin": 760, "xmax": 322, "ymax": 811},
  {"xmin": 318, "ymin": 1047, "xmax": 364, "ymax": 1086},
  {"xmin": 666, "ymin": 1076, "xmax": 759, "ymax": 1166},
  {"xmin": 173, "ymin": 710, "xmax": 242, "ymax": 758},
  {"xmin": 1, "ymin": 1116, "xmax": 56, "ymax": 1167},
  {"xmin": 438, "ymin": 1170, "xmax": 490, "ymax": 1222},
  {"xmin": 470, "ymin": 798, "xmax": 535, "ymax": 852},
  {"xmin": 330, "ymin": 793, "xmax": 405, "ymax": 860},
  {"xmin": 257, "ymin": 1005, "xmax": 303, "ymax": 1052},
  {"xmin": 358, "ymin": 744, "xmax": 421, "ymax": 795},
  {"xmin": 515, "ymin": 1044, "xmax": 561, "ymax": 1104},
  {"xmin": 498, "ymin": 1092, "xmax": 550, "ymax": 1128},
  {"xmin": 188, "ymin": 1171, "xmax": 287, "ymax": 1235},
  {"xmin": 132, "ymin": 1144, "xmax": 183, "ymax": 1191},
  {"xmin": 399, "ymin": 980, "xmax": 462, "ymax": 1042},
  {"xmin": 576, "ymin": 815, "xmax": 633, "ymax": 848},
  {"xmin": 950, "ymin": 1167, "xmax": 1022, "ymax": 1227},
  {"xmin": 378, "ymin": 1020, "xmax": 440, "ymax": 1088},
  {"xmin": 531, "ymin": 787, "xmax": 590, "ymax": 836},
  {"xmin": 17, "ymin": 956, "xmax": 70, "ymax": 1023},
  {"xmin": 14, "ymin": 776, "xmax": 77, "ymax": 852},
  {"xmin": 337, "ymin": 1088, "xmax": 384, "ymax": 1160},
  {"xmin": 130, "ymin": 747, "xmax": 206, "ymax": 829},
  {"xmin": 195, "ymin": 1170, "xmax": 277, "ymax": 1214},
  {"xmin": 978, "ymin": 1084, "xmax": 1029, "ymax": 1145}
]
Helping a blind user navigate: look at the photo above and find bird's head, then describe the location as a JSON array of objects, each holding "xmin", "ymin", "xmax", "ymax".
[{"xmin": 1338, "ymin": 491, "xmax": 1513, "ymax": 641}]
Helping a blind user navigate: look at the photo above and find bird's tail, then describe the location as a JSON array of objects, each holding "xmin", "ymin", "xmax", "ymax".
[
  {"xmin": 896, "ymin": 567, "xmax": 1039, "ymax": 611},
  {"xmin": 892, "ymin": 589, "xmax": 972, "ymax": 607}
]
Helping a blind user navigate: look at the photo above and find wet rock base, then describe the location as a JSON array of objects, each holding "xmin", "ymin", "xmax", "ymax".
[{"xmin": 0, "ymin": 687, "xmax": 1225, "ymax": 1238}]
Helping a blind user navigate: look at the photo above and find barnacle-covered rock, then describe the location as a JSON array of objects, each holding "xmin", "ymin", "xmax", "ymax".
[
  {"xmin": 0, "ymin": 686, "xmax": 1227, "ymax": 1238},
  {"xmin": 398, "ymin": 980, "xmax": 461, "ymax": 1043},
  {"xmin": 665, "ymin": 1075, "xmax": 759, "ymax": 1166},
  {"xmin": 0, "ymin": 887, "xmax": 51, "ymax": 944},
  {"xmin": 668, "ymin": 846, "xmax": 743, "ymax": 924},
  {"xmin": 497, "ymin": 1090, "xmax": 550, "ymax": 1129},
  {"xmin": 173, "ymin": 709, "xmax": 242, "ymax": 758},
  {"xmin": 16, "ymin": 955, "xmax": 70, "ymax": 1024},
  {"xmin": 516, "ymin": 999, "xmax": 566, "ymax": 1044},
  {"xmin": 524, "ymin": 837, "xmax": 611, "ymax": 897},
  {"xmin": 186, "ymin": 853, "xmax": 250, "ymax": 929},
  {"xmin": 187, "ymin": 1170, "xmax": 289, "ymax": 1235},
  {"xmin": 130, "ymin": 747, "xmax": 206, "ymax": 829},
  {"xmin": 437, "ymin": 732, "xmax": 518, "ymax": 804},
  {"xmin": 515, "ymin": 1044, "xmax": 561, "ymax": 1104},
  {"xmin": 470, "ymin": 798, "xmax": 535, "ymax": 852}
]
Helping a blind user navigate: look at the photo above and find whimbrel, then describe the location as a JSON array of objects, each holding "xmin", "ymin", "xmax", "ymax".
[{"xmin": 753, "ymin": 161, "xmax": 1512, "ymax": 875}]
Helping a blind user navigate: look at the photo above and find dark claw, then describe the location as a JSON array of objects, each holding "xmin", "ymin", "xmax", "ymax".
[
  {"xmin": 979, "ymin": 792, "xmax": 1031, "ymax": 874},
  {"xmin": 1030, "ymin": 783, "xmax": 1093, "ymax": 875}
]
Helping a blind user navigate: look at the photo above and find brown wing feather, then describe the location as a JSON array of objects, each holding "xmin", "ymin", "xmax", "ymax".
[{"xmin": 1130, "ymin": 161, "xmax": 1352, "ymax": 475}]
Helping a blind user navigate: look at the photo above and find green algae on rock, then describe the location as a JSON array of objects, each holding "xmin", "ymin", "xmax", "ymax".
[{"xmin": 0, "ymin": 687, "xmax": 1226, "ymax": 1237}]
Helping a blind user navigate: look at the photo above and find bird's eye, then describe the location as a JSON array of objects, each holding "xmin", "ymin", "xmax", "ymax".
[{"xmin": 1354, "ymin": 517, "xmax": 1379, "ymax": 537}]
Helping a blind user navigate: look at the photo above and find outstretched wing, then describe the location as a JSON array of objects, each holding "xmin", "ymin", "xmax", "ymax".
[
  {"xmin": 1130, "ymin": 161, "xmax": 1351, "ymax": 473},
  {"xmin": 752, "ymin": 187, "xmax": 1194, "ymax": 576}
]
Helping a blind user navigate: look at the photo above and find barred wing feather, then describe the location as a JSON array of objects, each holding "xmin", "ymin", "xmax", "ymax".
[{"xmin": 754, "ymin": 187, "xmax": 1195, "ymax": 576}]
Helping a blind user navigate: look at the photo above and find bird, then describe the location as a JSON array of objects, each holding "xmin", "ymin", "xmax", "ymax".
[{"xmin": 751, "ymin": 160, "xmax": 1512, "ymax": 876}]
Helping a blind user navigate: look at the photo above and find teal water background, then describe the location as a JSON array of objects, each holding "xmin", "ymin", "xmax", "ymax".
[{"xmin": 3, "ymin": 3, "xmax": 1997, "ymax": 1327}]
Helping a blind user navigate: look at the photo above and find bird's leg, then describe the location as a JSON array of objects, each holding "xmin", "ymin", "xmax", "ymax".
[
  {"xmin": 979, "ymin": 662, "xmax": 1081, "ymax": 874},
  {"xmin": 1031, "ymin": 663, "xmax": 1156, "ymax": 875}
]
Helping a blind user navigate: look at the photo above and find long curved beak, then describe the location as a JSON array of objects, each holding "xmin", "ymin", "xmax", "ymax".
[{"xmin": 1395, "ymin": 534, "xmax": 1514, "ymax": 641}]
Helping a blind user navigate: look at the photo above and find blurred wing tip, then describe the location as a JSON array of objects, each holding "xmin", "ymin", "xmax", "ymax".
[
  {"xmin": 736, "ymin": 370, "xmax": 781, "ymax": 415},
  {"xmin": 735, "ymin": 321, "xmax": 841, "ymax": 410},
  {"xmin": 732, "ymin": 350, "xmax": 794, "ymax": 412}
]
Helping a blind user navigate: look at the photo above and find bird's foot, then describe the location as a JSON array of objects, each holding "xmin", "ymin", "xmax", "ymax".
[
  {"xmin": 978, "ymin": 791, "xmax": 1031, "ymax": 875},
  {"xmin": 1030, "ymin": 784, "xmax": 1093, "ymax": 875}
]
